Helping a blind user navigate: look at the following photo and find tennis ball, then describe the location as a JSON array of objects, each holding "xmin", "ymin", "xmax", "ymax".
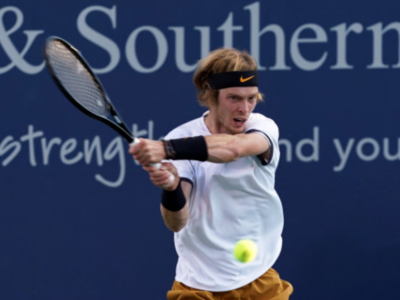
[{"xmin": 233, "ymin": 239, "xmax": 258, "ymax": 263}]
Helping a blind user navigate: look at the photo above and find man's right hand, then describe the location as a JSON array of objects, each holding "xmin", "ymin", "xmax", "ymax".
[{"xmin": 142, "ymin": 162, "xmax": 180, "ymax": 191}]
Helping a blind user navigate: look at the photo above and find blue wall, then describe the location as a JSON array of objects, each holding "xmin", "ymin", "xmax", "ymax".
[{"xmin": 1, "ymin": 1, "xmax": 399, "ymax": 299}]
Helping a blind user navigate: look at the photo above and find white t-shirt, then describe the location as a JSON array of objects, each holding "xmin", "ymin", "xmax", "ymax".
[{"xmin": 164, "ymin": 112, "xmax": 284, "ymax": 292}]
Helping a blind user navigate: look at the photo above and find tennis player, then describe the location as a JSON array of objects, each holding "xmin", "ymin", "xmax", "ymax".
[{"xmin": 129, "ymin": 48, "xmax": 293, "ymax": 300}]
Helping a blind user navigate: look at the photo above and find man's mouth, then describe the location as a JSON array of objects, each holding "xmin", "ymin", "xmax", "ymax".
[{"xmin": 233, "ymin": 118, "xmax": 246, "ymax": 125}]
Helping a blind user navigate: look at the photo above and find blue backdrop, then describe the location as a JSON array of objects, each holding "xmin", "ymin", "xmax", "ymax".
[{"xmin": 1, "ymin": 1, "xmax": 399, "ymax": 299}]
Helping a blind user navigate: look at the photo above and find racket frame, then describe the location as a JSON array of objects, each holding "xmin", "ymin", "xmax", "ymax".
[
  {"xmin": 43, "ymin": 36, "xmax": 134, "ymax": 144},
  {"xmin": 43, "ymin": 36, "xmax": 171, "ymax": 176}
]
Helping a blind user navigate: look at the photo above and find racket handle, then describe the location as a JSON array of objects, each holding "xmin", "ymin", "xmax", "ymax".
[
  {"xmin": 130, "ymin": 138, "xmax": 161, "ymax": 169},
  {"xmin": 130, "ymin": 138, "xmax": 175, "ymax": 185}
]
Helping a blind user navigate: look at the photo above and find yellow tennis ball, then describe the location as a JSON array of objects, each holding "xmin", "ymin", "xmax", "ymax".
[{"xmin": 233, "ymin": 239, "xmax": 258, "ymax": 263}]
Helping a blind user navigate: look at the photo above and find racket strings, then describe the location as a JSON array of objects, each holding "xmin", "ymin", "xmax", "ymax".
[{"xmin": 45, "ymin": 40, "xmax": 111, "ymax": 118}]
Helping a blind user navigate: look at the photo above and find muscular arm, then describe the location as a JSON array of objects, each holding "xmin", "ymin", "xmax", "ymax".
[
  {"xmin": 129, "ymin": 132, "xmax": 271, "ymax": 166},
  {"xmin": 160, "ymin": 181, "xmax": 192, "ymax": 232},
  {"xmin": 205, "ymin": 132, "xmax": 271, "ymax": 163}
]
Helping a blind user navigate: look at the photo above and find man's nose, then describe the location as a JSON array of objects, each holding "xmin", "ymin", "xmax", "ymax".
[{"xmin": 238, "ymin": 101, "xmax": 250, "ymax": 113}]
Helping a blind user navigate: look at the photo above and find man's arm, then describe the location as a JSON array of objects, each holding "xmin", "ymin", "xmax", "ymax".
[
  {"xmin": 141, "ymin": 163, "xmax": 192, "ymax": 233},
  {"xmin": 160, "ymin": 181, "xmax": 191, "ymax": 232},
  {"xmin": 204, "ymin": 132, "xmax": 271, "ymax": 163},
  {"xmin": 129, "ymin": 132, "xmax": 271, "ymax": 166}
]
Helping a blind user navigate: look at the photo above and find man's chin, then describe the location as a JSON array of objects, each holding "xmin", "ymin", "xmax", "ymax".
[{"xmin": 229, "ymin": 126, "xmax": 246, "ymax": 135}]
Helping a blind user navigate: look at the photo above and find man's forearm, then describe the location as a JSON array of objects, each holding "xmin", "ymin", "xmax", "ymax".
[
  {"xmin": 163, "ymin": 133, "xmax": 270, "ymax": 164},
  {"xmin": 160, "ymin": 204, "xmax": 189, "ymax": 232},
  {"xmin": 160, "ymin": 180, "xmax": 192, "ymax": 232}
]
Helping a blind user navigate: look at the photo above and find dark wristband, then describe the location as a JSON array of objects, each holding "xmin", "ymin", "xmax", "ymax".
[
  {"xmin": 161, "ymin": 181, "xmax": 186, "ymax": 212},
  {"xmin": 162, "ymin": 136, "xmax": 208, "ymax": 161}
]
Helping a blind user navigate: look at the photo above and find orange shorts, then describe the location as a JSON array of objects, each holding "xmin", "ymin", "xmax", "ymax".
[{"xmin": 166, "ymin": 268, "xmax": 293, "ymax": 300}]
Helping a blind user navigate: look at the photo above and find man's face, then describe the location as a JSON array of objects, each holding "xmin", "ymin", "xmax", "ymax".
[{"xmin": 211, "ymin": 86, "xmax": 259, "ymax": 135}]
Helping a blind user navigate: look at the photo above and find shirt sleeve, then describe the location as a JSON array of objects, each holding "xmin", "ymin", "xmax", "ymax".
[{"xmin": 245, "ymin": 114, "xmax": 279, "ymax": 165}]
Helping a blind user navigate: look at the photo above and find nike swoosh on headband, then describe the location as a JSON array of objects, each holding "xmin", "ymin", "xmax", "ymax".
[
  {"xmin": 208, "ymin": 71, "xmax": 258, "ymax": 89},
  {"xmin": 240, "ymin": 75, "xmax": 255, "ymax": 82}
]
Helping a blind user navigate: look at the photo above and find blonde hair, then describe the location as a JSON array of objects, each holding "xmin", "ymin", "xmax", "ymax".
[{"xmin": 193, "ymin": 48, "xmax": 263, "ymax": 107}]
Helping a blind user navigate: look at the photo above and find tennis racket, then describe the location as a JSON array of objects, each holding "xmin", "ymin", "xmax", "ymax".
[{"xmin": 43, "ymin": 36, "xmax": 173, "ymax": 180}]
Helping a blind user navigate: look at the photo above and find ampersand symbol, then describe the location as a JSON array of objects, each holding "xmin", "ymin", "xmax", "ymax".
[{"xmin": 0, "ymin": 6, "xmax": 45, "ymax": 74}]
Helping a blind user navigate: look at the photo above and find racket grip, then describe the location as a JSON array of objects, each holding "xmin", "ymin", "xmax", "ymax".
[{"xmin": 130, "ymin": 139, "xmax": 175, "ymax": 185}]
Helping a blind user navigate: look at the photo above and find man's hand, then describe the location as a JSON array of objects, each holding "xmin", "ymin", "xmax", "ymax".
[
  {"xmin": 142, "ymin": 162, "xmax": 180, "ymax": 191},
  {"xmin": 128, "ymin": 138, "xmax": 166, "ymax": 166}
]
